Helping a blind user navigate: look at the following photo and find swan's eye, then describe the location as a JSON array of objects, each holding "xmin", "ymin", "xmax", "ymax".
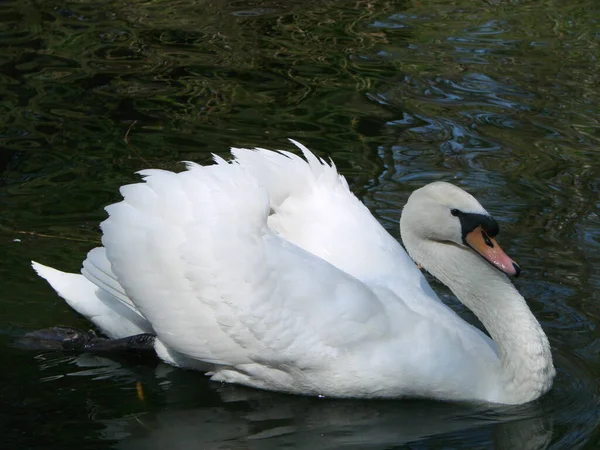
[
  {"xmin": 450, "ymin": 209, "xmax": 461, "ymax": 217},
  {"xmin": 482, "ymin": 230, "xmax": 494, "ymax": 248}
]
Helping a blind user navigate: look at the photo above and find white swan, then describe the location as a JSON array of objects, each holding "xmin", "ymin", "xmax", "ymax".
[{"xmin": 30, "ymin": 140, "xmax": 554, "ymax": 404}]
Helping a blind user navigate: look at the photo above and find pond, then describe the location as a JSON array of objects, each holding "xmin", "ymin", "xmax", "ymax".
[{"xmin": 1, "ymin": 0, "xmax": 599, "ymax": 448}]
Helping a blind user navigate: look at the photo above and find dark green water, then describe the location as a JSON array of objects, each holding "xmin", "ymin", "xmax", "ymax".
[{"xmin": 1, "ymin": 0, "xmax": 599, "ymax": 448}]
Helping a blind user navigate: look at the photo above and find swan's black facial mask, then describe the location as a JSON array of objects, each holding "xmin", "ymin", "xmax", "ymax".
[
  {"xmin": 451, "ymin": 209, "xmax": 521, "ymax": 277},
  {"xmin": 450, "ymin": 209, "xmax": 499, "ymax": 241}
]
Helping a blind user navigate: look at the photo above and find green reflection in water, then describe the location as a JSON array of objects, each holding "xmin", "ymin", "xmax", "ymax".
[{"xmin": 0, "ymin": 0, "xmax": 599, "ymax": 448}]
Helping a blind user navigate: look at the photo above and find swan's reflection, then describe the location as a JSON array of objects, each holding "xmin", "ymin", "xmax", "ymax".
[{"xmin": 74, "ymin": 360, "xmax": 553, "ymax": 450}]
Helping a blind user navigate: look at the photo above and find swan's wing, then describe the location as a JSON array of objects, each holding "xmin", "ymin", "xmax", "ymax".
[
  {"xmin": 229, "ymin": 140, "xmax": 428, "ymax": 293},
  {"xmin": 100, "ymin": 161, "xmax": 389, "ymax": 368}
]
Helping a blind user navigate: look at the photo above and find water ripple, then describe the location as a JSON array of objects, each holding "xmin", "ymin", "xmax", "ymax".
[{"xmin": 1, "ymin": 0, "xmax": 599, "ymax": 448}]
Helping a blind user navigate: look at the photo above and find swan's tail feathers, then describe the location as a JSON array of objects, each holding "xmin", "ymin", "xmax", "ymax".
[
  {"xmin": 81, "ymin": 247, "xmax": 143, "ymax": 320},
  {"xmin": 31, "ymin": 261, "xmax": 93, "ymax": 313},
  {"xmin": 31, "ymin": 259, "xmax": 153, "ymax": 339}
]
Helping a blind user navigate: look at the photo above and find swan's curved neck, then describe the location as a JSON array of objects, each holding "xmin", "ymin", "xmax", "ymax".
[{"xmin": 410, "ymin": 239, "xmax": 555, "ymax": 404}]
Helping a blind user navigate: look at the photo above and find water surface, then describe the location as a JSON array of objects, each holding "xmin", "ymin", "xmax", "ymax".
[{"xmin": 1, "ymin": 0, "xmax": 599, "ymax": 448}]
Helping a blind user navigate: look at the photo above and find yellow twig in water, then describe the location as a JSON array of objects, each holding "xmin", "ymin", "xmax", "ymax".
[
  {"xmin": 124, "ymin": 119, "xmax": 137, "ymax": 144},
  {"xmin": 11, "ymin": 230, "xmax": 100, "ymax": 243},
  {"xmin": 136, "ymin": 381, "xmax": 145, "ymax": 401}
]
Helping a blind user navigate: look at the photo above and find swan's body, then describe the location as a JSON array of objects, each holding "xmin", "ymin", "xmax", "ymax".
[{"xmin": 31, "ymin": 140, "xmax": 554, "ymax": 404}]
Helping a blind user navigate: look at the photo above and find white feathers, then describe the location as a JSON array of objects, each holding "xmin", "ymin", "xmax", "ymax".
[{"xmin": 32, "ymin": 259, "xmax": 152, "ymax": 339}]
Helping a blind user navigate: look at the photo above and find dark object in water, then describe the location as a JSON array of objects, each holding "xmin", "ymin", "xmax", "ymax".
[{"xmin": 14, "ymin": 327, "xmax": 156, "ymax": 353}]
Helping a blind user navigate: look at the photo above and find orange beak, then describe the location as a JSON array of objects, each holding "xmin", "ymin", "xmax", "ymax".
[{"xmin": 465, "ymin": 226, "xmax": 521, "ymax": 277}]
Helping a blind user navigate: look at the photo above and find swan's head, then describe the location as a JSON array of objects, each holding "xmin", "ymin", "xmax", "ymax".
[{"xmin": 400, "ymin": 182, "xmax": 520, "ymax": 277}]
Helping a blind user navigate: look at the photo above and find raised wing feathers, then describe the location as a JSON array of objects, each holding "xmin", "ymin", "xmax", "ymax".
[
  {"xmin": 101, "ymin": 158, "xmax": 389, "ymax": 369},
  {"xmin": 230, "ymin": 141, "xmax": 425, "ymax": 289}
]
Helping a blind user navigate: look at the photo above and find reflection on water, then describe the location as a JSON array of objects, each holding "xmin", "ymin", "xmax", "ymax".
[
  {"xmin": 111, "ymin": 392, "xmax": 552, "ymax": 450},
  {"xmin": 17, "ymin": 347, "xmax": 592, "ymax": 449},
  {"xmin": 66, "ymin": 356, "xmax": 558, "ymax": 450},
  {"xmin": 1, "ymin": 0, "xmax": 599, "ymax": 448}
]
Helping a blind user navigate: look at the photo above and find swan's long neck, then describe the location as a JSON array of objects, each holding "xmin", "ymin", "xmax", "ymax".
[{"xmin": 409, "ymin": 239, "xmax": 555, "ymax": 404}]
